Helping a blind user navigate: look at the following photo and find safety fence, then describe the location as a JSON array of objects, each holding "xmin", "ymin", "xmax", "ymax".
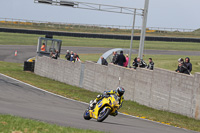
[
  {"xmin": 35, "ymin": 56, "xmax": 200, "ymax": 120},
  {"xmin": 0, "ymin": 18, "xmax": 198, "ymax": 37}
]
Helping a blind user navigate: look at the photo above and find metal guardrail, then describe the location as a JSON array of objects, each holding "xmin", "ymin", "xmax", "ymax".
[{"xmin": 0, "ymin": 17, "xmax": 195, "ymax": 32}]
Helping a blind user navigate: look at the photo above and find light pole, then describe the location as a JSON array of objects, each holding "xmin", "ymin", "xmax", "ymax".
[
  {"xmin": 128, "ymin": 9, "xmax": 136, "ymax": 68},
  {"xmin": 138, "ymin": 0, "xmax": 149, "ymax": 59},
  {"xmin": 34, "ymin": 0, "xmax": 143, "ymax": 15}
]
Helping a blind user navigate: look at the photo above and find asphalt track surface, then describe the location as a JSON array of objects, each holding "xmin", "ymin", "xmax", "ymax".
[
  {"xmin": 0, "ymin": 74, "xmax": 198, "ymax": 133},
  {"xmin": 0, "ymin": 45, "xmax": 200, "ymax": 63}
]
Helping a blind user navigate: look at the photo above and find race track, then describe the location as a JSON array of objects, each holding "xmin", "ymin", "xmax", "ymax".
[
  {"xmin": 0, "ymin": 74, "xmax": 198, "ymax": 133},
  {"xmin": 0, "ymin": 45, "xmax": 200, "ymax": 63}
]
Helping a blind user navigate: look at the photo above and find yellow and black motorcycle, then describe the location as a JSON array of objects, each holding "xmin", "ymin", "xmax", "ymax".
[{"xmin": 83, "ymin": 94, "xmax": 120, "ymax": 122}]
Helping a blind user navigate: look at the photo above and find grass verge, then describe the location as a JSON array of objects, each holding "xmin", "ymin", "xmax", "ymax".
[
  {"xmin": 0, "ymin": 61, "xmax": 200, "ymax": 132},
  {"xmin": 0, "ymin": 114, "xmax": 103, "ymax": 133},
  {"xmin": 0, "ymin": 32, "xmax": 200, "ymax": 51}
]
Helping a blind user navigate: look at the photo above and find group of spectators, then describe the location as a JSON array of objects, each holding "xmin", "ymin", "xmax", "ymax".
[
  {"xmin": 111, "ymin": 51, "xmax": 129, "ymax": 67},
  {"xmin": 175, "ymin": 57, "xmax": 192, "ymax": 75},
  {"xmin": 40, "ymin": 43, "xmax": 60, "ymax": 60},
  {"xmin": 102, "ymin": 50, "xmax": 193, "ymax": 75},
  {"xmin": 132, "ymin": 57, "xmax": 154, "ymax": 70},
  {"xmin": 44, "ymin": 42, "xmax": 193, "ymax": 75},
  {"xmin": 65, "ymin": 50, "xmax": 81, "ymax": 62},
  {"xmin": 101, "ymin": 51, "xmax": 129, "ymax": 67},
  {"xmin": 101, "ymin": 50, "xmax": 154, "ymax": 70},
  {"xmin": 40, "ymin": 43, "xmax": 80, "ymax": 62}
]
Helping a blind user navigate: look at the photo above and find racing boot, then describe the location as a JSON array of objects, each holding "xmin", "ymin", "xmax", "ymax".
[{"xmin": 110, "ymin": 110, "xmax": 118, "ymax": 117}]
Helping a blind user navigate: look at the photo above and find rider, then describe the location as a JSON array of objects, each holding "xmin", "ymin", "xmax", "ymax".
[{"xmin": 90, "ymin": 87, "xmax": 125, "ymax": 116}]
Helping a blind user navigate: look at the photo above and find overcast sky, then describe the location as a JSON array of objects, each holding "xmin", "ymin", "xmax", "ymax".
[{"xmin": 0, "ymin": 0, "xmax": 200, "ymax": 29}]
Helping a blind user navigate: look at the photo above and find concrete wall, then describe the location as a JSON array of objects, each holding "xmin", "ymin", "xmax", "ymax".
[
  {"xmin": 193, "ymin": 73, "xmax": 200, "ymax": 119},
  {"xmin": 150, "ymin": 68, "xmax": 172, "ymax": 111},
  {"xmin": 35, "ymin": 56, "xmax": 82, "ymax": 87},
  {"xmin": 149, "ymin": 68, "xmax": 195, "ymax": 117},
  {"xmin": 34, "ymin": 56, "xmax": 200, "ymax": 120}
]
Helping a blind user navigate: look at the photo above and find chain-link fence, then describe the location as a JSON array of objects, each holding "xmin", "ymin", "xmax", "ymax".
[{"xmin": 0, "ymin": 17, "xmax": 199, "ymax": 38}]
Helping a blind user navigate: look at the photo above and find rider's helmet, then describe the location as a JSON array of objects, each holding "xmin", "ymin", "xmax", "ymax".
[
  {"xmin": 178, "ymin": 58, "xmax": 184, "ymax": 63},
  {"xmin": 116, "ymin": 87, "xmax": 125, "ymax": 97}
]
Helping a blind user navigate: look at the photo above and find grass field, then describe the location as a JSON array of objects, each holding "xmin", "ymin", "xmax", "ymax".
[
  {"xmin": 0, "ymin": 32, "xmax": 200, "ymax": 51},
  {"xmin": 61, "ymin": 54, "xmax": 200, "ymax": 74},
  {"xmin": 0, "ymin": 61, "xmax": 200, "ymax": 132},
  {"xmin": 0, "ymin": 114, "xmax": 103, "ymax": 133}
]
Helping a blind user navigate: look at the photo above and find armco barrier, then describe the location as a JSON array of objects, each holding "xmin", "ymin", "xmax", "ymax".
[{"xmin": 34, "ymin": 56, "xmax": 200, "ymax": 119}]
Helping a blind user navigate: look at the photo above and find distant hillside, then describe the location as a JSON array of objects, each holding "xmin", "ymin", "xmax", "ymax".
[{"xmin": 193, "ymin": 28, "xmax": 200, "ymax": 33}]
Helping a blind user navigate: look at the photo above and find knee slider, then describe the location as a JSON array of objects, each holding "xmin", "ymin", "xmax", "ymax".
[{"xmin": 115, "ymin": 110, "xmax": 118, "ymax": 115}]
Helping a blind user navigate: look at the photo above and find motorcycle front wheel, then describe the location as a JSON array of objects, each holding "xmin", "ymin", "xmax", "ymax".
[
  {"xmin": 97, "ymin": 107, "xmax": 111, "ymax": 122},
  {"xmin": 83, "ymin": 110, "xmax": 92, "ymax": 120}
]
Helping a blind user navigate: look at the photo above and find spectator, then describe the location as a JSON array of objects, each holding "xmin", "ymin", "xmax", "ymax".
[
  {"xmin": 65, "ymin": 50, "xmax": 71, "ymax": 61},
  {"xmin": 55, "ymin": 50, "xmax": 59, "ymax": 58},
  {"xmin": 50, "ymin": 51, "xmax": 54, "ymax": 58},
  {"xmin": 115, "ymin": 51, "xmax": 126, "ymax": 66},
  {"xmin": 140, "ymin": 58, "xmax": 147, "ymax": 68},
  {"xmin": 101, "ymin": 56, "xmax": 108, "ymax": 66},
  {"xmin": 41, "ymin": 43, "xmax": 46, "ymax": 52},
  {"xmin": 132, "ymin": 57, "xmax": 137, "ymax": 66},
  {"xmin": 147, "ymin": 58, "xmax": 154, "ymax": 70},
  {"xmin": 123, "ymin": 54, "xmax": 129, "ymax": 67},
  {"xmin": 70, "ymin": 51, "xmax": 74, "ymax": 61},
  {"xmin": 185, "ymin": 57, "xmax": 192, "ymax": 73},
  {"xmin": 111, "ymin": 51, "xmax": 118, "ymax": 64},
  {"xmin": 52, "ymin": 50, "xmax": 59, "ymax": 59},
  {"xmin": 73, "ymin": 53, "xmax": 81, "ymax": 62},
  {"xmin": 175, "ymin": 58, "xmax": 190, "ymax": 75},
  {"xmin": 132, "ymin": 57, "xmax": 147, "ymax": 69}
]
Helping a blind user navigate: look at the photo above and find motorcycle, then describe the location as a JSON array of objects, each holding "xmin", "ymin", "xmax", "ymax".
[{"xmin": 83, "ymin": 94, "xmax": 120, "ymax": 122}]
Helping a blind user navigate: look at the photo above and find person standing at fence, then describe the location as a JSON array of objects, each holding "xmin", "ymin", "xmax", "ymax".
[
  {"xmin": 65, "ymin": 50, "xmax": 71, "ymax": 61},
  {"xmin": 111, "ymin": 51, "xmax": 118, "ymax": 64},
  {"xmin": 175, "ymin": 58, "xmax": 190, "ymax": 75},
  {"xmin": 185, "ymin": 57, "xmax": 192, "ymax": 73},
  {"xmin": 70, "ymin": 51, "xmax": 74, "ymax": 61},
  {"xmin": 50, "ymin": 51, "xmax": 53, "ymax": 58},
  {"xmin": 115, "ymin": 51, "xmax": 126, "ymax": 67},
  {"xmin": 73, "ymin": 53, "xmax": 81, "ymax": 62},
  {"xmin": 123, "ymin": 54, "xmax": 129, "ymax": 67},
  {"xmin": 132, "ymin": 57, "xmax": 137, "ymax": 67},
  {"xmin": 51, "ymin": 50, "xmax": 59, "ymax": 59},
  {"xmin": 147, "ymin": 58, "xmax": 154, "ymax": 70},
  {"xmin": 101, "ymin": 56, "xmax": 108, "ymax": 66},
  {"xmin": 132, "ymin": 57, "xmax": 147, "ymax": 69}
]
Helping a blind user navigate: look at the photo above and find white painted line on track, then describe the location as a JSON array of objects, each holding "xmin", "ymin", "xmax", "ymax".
[
  {"xmin": 0, "ymin": 73, "xmax": 88, "ymax": 105},
  {"xmin": 0, "ymin": 73, "xmax": 193, "ymax": 132}
]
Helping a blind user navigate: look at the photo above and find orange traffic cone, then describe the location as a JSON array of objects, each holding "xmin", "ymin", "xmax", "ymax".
[{"xmin": 15, "ymin": 50, "xmax": 17, "ymax": 56}]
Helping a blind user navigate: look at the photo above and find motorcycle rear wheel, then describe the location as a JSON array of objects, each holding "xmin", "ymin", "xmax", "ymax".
[
  {"xmin": 97, "ymin": 107, "xmax": 111, "ymax": 122},
  {"xmin": 83, "ymin": 110, "xmax": 92, "ymax": 120}
]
